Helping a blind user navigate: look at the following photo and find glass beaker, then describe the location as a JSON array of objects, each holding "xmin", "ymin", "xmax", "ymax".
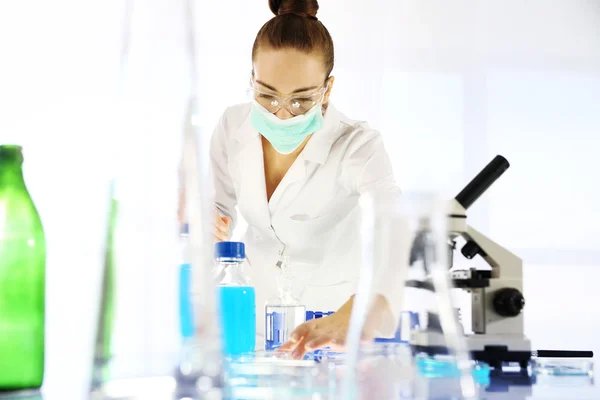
[
  {"xmin": 340, "ymin": 191, "xmax": 480, "ymax": 400},
  {"xmin": 265, "ymin": 257, "xmax": 307, "ymax": 351}
]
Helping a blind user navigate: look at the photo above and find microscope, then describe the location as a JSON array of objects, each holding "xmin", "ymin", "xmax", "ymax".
[
  {"xmin": 409, "ymin": 155, "xmax": 592, "ymax": 369},
  {"xmin": 447, "ymin": 155, "xmax": 531, "ymax": 368}
]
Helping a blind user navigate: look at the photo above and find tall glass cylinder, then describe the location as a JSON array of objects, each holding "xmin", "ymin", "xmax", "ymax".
[{"xmin": 88, "ymin": 0, "xmax": 223, "ymax": 398}]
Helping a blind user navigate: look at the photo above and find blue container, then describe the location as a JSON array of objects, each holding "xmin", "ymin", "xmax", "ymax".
[
  {"xmin": 179, "ymin": 224, "xmax": 194, "ymax": 338},
  {"xmin": 304, "ymin": 310, "xmax": 419, "ymax": 344},
  {"xmin": 215, "ymin": 241, "xmax": 256, "ymax": 356},
  {"xmin": 219, "ymin": 285, "xmax": 256, "ymax": 355}
]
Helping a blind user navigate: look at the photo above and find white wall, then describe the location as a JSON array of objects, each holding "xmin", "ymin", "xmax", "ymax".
[{"xmin": 1, "ymin": 0, "xmax": 599, "ymax": 395}]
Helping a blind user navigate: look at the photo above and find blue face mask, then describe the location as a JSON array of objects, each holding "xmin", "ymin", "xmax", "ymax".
[{"xmin": 250, "ymin": 100, "xmax": 324, "ymax": 155}]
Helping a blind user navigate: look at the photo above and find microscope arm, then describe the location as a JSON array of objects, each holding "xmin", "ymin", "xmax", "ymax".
[{"xmin": 461, "ymin": 225, "xmax": 523, "ymax": 280}]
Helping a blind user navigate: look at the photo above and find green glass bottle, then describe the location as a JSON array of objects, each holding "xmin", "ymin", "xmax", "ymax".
[{"xmin": 0, "ymin": 145, "xmax": 46, "ymax": 389}]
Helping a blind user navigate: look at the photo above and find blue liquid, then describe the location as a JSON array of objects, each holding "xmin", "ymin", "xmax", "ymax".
[
  {"xmin": 416, "ymin": 355, "xmax": 490, "ymax": 385},
  {"xmin": 179, "ymin": 263, "xmax": 194, "ymax": 338},
  {"xmin": 218, "ymin": 286, "xmax": 256, "ymax": 356}
]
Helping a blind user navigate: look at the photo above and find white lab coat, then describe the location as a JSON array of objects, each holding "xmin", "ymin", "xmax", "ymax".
[{"xmin": 210, "ymin": 102, "xmax": 407, "ymax": 348}]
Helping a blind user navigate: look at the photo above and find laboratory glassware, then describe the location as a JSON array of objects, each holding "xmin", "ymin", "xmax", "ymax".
[
  {"xmin": 88, "ymin": 0, "xmax": 224, "ymax": 397},
  {"xmin": 90, "ymin": 102, "xmax": 224, "ymax": 399},
  {"xmin": 0, "ymin": 145, "xmax": 46, "ymax": 390},
  {"xmin": 215, "ymin": 241, "xmax": 256, "ymax": 356},
  {"xmin": 341, "ymin": 191, "xmax": 479, "ymax": 400},
  {"xmin": 265, "ymin": 256, "xmax": 307, "ymax": 351},
  {"xmin": 178, "ymin": 223, "xmax": 193, "ymax": 339}
]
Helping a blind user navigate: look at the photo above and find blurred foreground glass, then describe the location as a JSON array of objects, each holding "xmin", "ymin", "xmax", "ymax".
[
  {"xmin": 338, "ymin": 191, "xmax": 480, "ymax": 399},
  {"xmin": 223, "ymin": 353, "xmax": 331, "ymax": 399},
  {"xmin": 89, "ymin": 107, "xmax": 222, "ymax": 400},
  {"xmin": 87, "ymin": 0, "xmax": 223, "ymax": 396}
]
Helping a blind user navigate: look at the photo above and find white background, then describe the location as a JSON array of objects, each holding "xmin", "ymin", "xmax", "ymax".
[{"xmin": 1, "ymin": 0, "xmax": 599, "ymax": 397}]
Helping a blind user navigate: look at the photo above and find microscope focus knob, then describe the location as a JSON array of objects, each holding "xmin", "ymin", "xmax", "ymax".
[
  {"xmin": 461, "ymin": 240, "xmax": 483, "ymax": 259},
  {"xmin": 493, "ymin": 288, "xmax": 525, "ymax": 317}
]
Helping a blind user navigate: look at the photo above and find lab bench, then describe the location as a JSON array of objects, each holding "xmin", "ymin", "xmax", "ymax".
[{"xmin": 0, "ymin": 344, "xmax": 595, "ymax": 400}]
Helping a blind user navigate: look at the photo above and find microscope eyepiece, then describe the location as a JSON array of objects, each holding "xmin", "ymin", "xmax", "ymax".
[{"xmin": 455, "ymin": 155, "xmax": 510, "ymax": 210}]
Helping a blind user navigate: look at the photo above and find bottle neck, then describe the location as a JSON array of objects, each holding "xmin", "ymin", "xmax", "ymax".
[
  {"xmin": 276, "ymin": 268, "xmax": 301, "ymax": 304},
  {"xmin": 0, "ymin": 160, "xmax": 26, "ymax": 187},
  {"xmin": 0, "ymin": 145, "xmax": 25, "ymax": 177},
  {"xmin": 224, "ymin": 262, "xmax": 243, "ymax": 272},
  {"xmin": 220, "ymin": 260, "xmax": 249, "ymax": 286},
  {"xmin": 277, "ymin": 275, "xmax": 293, "ymax": 295}
]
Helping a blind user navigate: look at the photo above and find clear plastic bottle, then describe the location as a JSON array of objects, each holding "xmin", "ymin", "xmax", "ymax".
[
  {"xmin": 178, "ymin": 223, "xmax": 193, "ymax": 339},
  {"xmin": 215, "ymin": 241, "xmax": 256, "ymax": 356},
  {"xmin": 265, "ymin": 257, "xmax": 306, "ymax": 351}
]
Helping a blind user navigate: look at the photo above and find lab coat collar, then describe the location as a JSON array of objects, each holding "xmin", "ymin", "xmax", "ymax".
[
  {"xmin": 233, "ymin": 102, "xmax": 345, "ymax": 165},
  {"xmin": 233, "ymin": 107, "xmax": 258, "ymax": 146},
  {"xmin": 301, "ymin": 102, "xmax": 344, "ymax": 165}
]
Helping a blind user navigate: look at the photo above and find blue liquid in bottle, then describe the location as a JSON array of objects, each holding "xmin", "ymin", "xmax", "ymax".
[
  {"xmin": 179, "ymin": 263, "xmax": 193, "ymax": 338},
  {"xmin": 178, "ymin": 224, "xmax": 194, "ymax": 338},
  {"xmin": 215, "ymin": 241, "xmax": 256, "ymax": 356},
  {"xmin": 219, "ymin": 286, "xmax": 256, "ymax": 355}
]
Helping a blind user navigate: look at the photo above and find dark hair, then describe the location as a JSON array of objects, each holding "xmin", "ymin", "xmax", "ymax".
[{"xmin": 252, "ymin": 0, "xmax": 334, "ymax": 78}]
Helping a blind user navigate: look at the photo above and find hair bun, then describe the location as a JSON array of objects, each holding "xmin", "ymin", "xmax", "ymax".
[{"xmin": 269, "ymin": 0, "xmax": 319, "ymax": 19}]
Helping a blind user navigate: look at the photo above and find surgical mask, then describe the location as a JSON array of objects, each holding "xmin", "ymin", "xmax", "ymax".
[{"xmin": 250, "ymin": 100, "xmax": 324, "ymax": 155}]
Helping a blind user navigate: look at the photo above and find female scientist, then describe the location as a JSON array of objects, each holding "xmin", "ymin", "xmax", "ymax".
[{"xmin": 210, "ymin": 0, "xmax": 404, "ymax": 359}]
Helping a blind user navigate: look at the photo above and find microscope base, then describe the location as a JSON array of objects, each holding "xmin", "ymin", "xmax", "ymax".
[
  {"xmin": 410, "ymin": 332, "xmax": 532, "ymax": 369},
  {"xmin": 467, "ymin": 336, "xmax": 532, "ymax": 369}
]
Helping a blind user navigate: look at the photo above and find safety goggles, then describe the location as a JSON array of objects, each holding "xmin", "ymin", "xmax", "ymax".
[{"xmin": 248, "ymin": 79, "xmax": 329, "ymax": 116}]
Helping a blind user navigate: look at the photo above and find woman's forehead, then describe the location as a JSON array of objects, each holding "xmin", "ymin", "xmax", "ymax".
[{"xmin": 253, "ymin": 48, "xmax": 326, "ymax": 93}]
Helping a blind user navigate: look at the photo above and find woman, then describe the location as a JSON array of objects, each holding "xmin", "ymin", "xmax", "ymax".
[{"xmin": 210, "ymin": 0, "xmax": 404, "ymax": 359}]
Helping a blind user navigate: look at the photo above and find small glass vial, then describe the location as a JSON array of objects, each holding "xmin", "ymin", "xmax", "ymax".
[{"xmin": 265, "ymin": 257, "xmax": 306, "ymax": 351}]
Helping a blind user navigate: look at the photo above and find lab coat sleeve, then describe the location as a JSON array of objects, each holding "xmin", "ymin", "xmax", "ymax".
[
  {"xmin": 345, "ymin": 130, "xmax": 409, "ymax": 338},
  {"xmin": 209, "ymin": 111, "xmax": 238, "ymax": 233}
]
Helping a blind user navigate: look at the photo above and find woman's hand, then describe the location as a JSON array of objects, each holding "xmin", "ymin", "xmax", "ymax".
[
  {"xmin": 278, "ymin": 295, "xmax": 393, "ymax": 360},
  {"xmin": 213, "ymin": 211, "xmax": 232, "ymax": 242},
  {"xmin": 277, "ymin": 310, "xmax": 356, "ymax": 359}
]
